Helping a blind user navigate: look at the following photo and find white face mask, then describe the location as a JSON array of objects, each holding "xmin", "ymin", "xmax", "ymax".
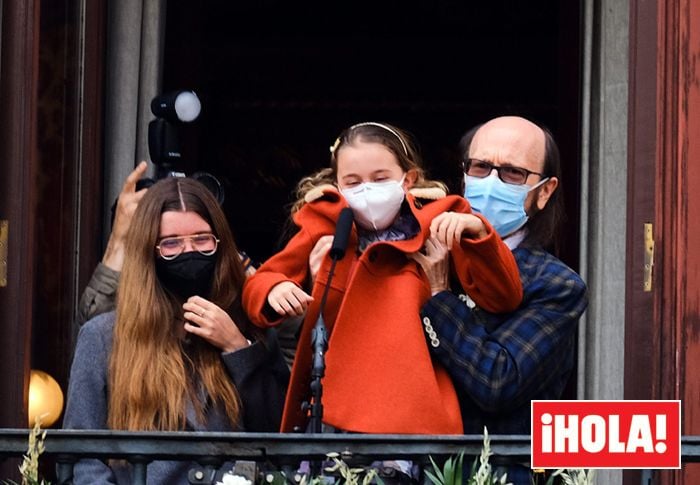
[{"xmin": 341, "ymin": 175, "xmax": 406, "ymax": 231}]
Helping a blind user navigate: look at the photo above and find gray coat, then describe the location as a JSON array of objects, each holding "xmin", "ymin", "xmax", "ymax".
[{"xmin": 63, "ymin": 312, "xmax": 289, "ymax": 484}]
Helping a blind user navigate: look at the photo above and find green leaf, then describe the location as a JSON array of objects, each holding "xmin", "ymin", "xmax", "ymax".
[
  {"xmin": 425, "ymin": 469, "xmax": 445, "ymax": 485},
  {"xmin": 454, "ymin": 451, "xmax": 464, "ymax": 485},
  {"xmin": 444, "ymin": 456, "xmax": 455, "ymax": 485},
  {"xmin": 429, "ymin": 456, "xmax": 446, "ymax": 484}
]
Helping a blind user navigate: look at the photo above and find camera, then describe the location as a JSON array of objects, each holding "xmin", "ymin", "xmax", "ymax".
[
  {"xmin": 143, "ymin": 90, "xmax": 224, "ymax": 204},
  {"xmin": 110, "ymin": 90, "xmax": 224, "ymax": 228}
]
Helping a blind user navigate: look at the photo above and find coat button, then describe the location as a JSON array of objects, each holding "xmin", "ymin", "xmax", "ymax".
[{"xmin": 414, "ymin": 200, "xmax": 423, "ymax": 209}]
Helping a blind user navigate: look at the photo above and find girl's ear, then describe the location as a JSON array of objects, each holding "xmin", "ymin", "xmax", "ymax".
[{"xmin": 403, "ymin": 169, "xmax": 418, "ymax": 190}]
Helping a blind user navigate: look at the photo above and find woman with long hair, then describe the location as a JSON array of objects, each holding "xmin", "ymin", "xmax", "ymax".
[{"xmin": 63, "ymin": 177, "xmax": 289, "ymax": 484}]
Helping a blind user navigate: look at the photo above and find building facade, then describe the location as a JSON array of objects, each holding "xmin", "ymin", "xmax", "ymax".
[{"xmin": 1, "ymin": 1, "xmax": 699, "ymax": 483}]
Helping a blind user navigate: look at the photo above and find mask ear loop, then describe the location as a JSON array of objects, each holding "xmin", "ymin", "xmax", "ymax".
[{"xmin": 527, "ymin": 176, "xmax": 550, "ymax": 192}]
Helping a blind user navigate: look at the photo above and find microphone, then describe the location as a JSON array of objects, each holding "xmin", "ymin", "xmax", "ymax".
[
  {"xmin": 329, "ymin": 208, "xmax": 353, "ymax": 260},
  {"xmin": 305, "ymin": 208, "xmax": 354, "ymax": 438}
]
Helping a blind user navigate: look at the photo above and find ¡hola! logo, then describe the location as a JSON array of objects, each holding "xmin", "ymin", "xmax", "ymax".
[{"xmin": 531, "ymin": 400, "xmax": 681, "ymax": 469}]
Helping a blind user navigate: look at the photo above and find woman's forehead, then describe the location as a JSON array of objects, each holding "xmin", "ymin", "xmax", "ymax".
[{"xmin": 159, "ymin": 210, "xmax": 211, "ymax": 237}]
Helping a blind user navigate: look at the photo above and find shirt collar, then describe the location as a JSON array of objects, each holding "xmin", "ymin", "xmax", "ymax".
[{"xmin": 503, "ymin": 228, "xmax": 527, "ymax": 250}]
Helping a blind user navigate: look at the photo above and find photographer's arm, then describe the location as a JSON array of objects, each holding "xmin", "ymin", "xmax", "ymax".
[{"xmin": 77, "ymin": 162, "xmax": 148, "ymax": 325}]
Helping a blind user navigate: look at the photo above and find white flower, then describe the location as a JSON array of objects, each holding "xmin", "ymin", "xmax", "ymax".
[{"xmin": 216, "ymin": 472, "xmax": 253, "ymax": 485}]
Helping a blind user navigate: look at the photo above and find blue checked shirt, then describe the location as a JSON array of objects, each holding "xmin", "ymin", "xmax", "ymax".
[{"xmin": 421, "ymin": 246, "xmax": 588, "ymax": 436}]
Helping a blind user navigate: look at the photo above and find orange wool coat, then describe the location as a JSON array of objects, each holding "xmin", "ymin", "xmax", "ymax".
[{"xmin": 242, "ymin": 187, "xmax": 522, "ymax": 434}]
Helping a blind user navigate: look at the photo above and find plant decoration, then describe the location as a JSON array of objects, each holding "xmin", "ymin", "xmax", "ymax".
[
  {"xmin": 537, "ymin": 468, "xmax": 596, "ymax": 485},
  {"xmin": 3, "ymin": 417, "xmax": 51, "ymax": 485},
  {"xmin": 425, "ymin": 427, "xmax": 511, "ymax": 485}
]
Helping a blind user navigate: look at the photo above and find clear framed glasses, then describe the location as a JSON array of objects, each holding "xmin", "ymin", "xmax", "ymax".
[
  {"xmin": 155, "ymin": 233, "xmax": 220, "ymax": 260},
  {"xmin": 463, "ymin": 158, "xmax": 544, "ymax": 185}
]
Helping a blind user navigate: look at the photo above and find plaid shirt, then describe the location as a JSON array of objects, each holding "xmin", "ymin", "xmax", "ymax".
[{"xmin": 421, "ymin": 246, "xmax": 588, "ymax": 436}]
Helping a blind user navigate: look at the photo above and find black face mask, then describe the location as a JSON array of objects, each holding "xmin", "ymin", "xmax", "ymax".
[{"xmin": 156, "ymin": 252, "xmax": 216, "ymax": 300}]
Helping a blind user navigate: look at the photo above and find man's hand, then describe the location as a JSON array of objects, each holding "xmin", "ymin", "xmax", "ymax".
[
  {"xmin": 430, "ymin": 211, "xmax": 488, "ymax": 249},
  {"xmin": 267, "ymin": 281, "xmax": 314, "ymax": 317},
  {"xmin": 182, "ymin": 296, "xmax": 251, "ymax": 352},
  {"xmin": 409, "ymin": 236, "xmax": 450, "ymax": 295},
  {"xmin": 102, "ymin": 161, "xmax": 148, "ymax": 271}
]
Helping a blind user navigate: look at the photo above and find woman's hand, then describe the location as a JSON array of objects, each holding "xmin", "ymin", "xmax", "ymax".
[
  {"xmin": 430, "ymin": 211, "xmax": 488, "ymax": 248},
  {"xmin": 408, "ymin": 236, "xmax": 451, "ymax": 295},
  {"xmin": 267, "ymin": 281, "xmax": 313, "ymax": 317},
  {"xmin": 182, "ymin": 296, "xmax": 250, "ymax": 352},
  {"xmin": 309, "ymin": 235, "xmax": 333, "ymax": 283}
]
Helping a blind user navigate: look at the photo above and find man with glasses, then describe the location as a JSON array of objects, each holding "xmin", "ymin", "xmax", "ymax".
[{"xmin": 412, "ymin": 116, "xmax": 588, "ymax": 483}]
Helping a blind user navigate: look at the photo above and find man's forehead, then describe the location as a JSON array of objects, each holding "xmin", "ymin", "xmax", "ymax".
[{"xmin": 469, "ymin": 117, "xmax": 545, "ymax": 170}]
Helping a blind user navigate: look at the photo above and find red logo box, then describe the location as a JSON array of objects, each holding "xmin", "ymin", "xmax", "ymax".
[{"xmin": 531, "ymin": 400, "xmax": 681, "ymax": 469}]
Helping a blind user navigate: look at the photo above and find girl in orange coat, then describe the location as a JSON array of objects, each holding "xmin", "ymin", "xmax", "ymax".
[{"xmin": 242, "ymin": 122, "xmax": 522, "ymax": 434}]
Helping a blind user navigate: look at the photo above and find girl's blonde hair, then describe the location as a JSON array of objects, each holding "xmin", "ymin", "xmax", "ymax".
[
  {"xmin": 108, "ymin": 177, "xmax": 246, "ymax": 431},
  {"xmin": 291, "ymin": 122, "xmax": 447, "ymax": 213}
]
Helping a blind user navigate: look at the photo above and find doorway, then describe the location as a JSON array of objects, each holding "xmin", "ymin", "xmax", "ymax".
[{"xmin": 161, "ymin": 0, "xmax": 582, "ymax": 267}]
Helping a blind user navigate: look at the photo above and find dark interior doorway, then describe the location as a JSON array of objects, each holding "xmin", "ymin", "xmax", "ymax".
[{"xmin": 162, "ymin": 0, "xmax": 582, "ymax": 269}]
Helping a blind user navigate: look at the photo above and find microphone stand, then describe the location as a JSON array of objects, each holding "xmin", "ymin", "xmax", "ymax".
[
  {"xmin": 305, "ymin": 255, "xmax": 339, "ymax": 478},
  {"xmin": 304, "ymin": 207, "xmax": 353, "ymax": 477},
  {"xmin": 308, "ymin": 256, "xmax": 338, "ymax": 434}
]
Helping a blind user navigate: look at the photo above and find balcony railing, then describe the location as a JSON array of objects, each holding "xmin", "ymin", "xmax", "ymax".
[{"xmin": 1, "ymin": 430, "xmax": 699, "ymax": 484}]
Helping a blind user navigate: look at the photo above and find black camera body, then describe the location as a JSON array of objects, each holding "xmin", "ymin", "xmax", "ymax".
[{"xmin": 142, "ymin": 91, "xmax": 224, "ymax": 204}]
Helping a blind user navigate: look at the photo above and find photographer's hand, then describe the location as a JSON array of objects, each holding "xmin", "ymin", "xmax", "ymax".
[
  {"xmin": 182, "ymin": 296, "xmax": 250, "ymax": 352},
  {"xmin": 102, "ymin": 161, "xmax": 148, "ymax": 271}
]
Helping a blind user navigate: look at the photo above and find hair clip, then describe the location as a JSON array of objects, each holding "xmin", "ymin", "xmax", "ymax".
[{"xmin": 329, "ymin": 137, "xmax": 341, "ymax": 155}]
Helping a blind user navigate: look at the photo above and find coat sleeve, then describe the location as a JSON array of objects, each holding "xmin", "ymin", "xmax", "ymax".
[
  {"xmin": 242, "ymin": 223, "xmax": 317, "ymax": 327},
  {"xmin": 76, "ymin": 263, "xmax": 119, "ymax": 326},
  {"xmin": 421, "ymin": 250, "xmax": 588, "ymax": 412},
  {"xmin": 62, "ymin": 314, "xmax": 118, "ymax": 485},
  {"xmin": 449, "ymin": 205, "xmax": 523, "ymax": 313},
  {"xmin": 221, "ymin": 328, "xmax": 290, "ymax": 431}
]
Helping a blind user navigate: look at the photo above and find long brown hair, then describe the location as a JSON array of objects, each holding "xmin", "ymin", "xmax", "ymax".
[
  {"xmin": 291, "ymin": 122, "xmax": 447, "ymax": 213},
  {"xmin": 108, "ymin": 177, "xmax": 245, "ymax": 431}
]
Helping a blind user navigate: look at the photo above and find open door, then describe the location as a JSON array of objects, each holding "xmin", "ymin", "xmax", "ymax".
[
  {"xmin": 625, "ymin": 0, "xmax": 700, "ymax": 482},
  {"xmin": 0, "ymin": 0, "xmax": 38, "ymax": 431}
]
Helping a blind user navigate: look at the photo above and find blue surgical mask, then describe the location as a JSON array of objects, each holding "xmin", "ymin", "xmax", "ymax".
[{"xmin": 464, "ymin": 174, "xmax": 549, "ymax": 237}]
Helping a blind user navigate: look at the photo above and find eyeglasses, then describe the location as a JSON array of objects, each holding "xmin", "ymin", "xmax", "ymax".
[
  {"xmin": 155, "ymin": 233, "xmax": 220, "ymax": 260},
  {"xmin": 463, "ymin": 159, "xmax": 544, "ymax": 186}
]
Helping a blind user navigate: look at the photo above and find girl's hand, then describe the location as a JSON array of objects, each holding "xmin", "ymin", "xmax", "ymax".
[
  {"xmin": 267, "ymin": 281, "xmax": 314, "ymax": 317},
  {"xmin": 182, "ymin": 296, "xmax": 250, "ymax": 352},
  {"xmin": 430, "ymin": 211, "xmax": 488, "ymax": 249},
  {"xmin": 309, "ymin": 235, "xmax": 333, "ymax": 283},
  {"xmin": 409, "ymin": 236, "xmax": 450, "ymax": 295}
]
